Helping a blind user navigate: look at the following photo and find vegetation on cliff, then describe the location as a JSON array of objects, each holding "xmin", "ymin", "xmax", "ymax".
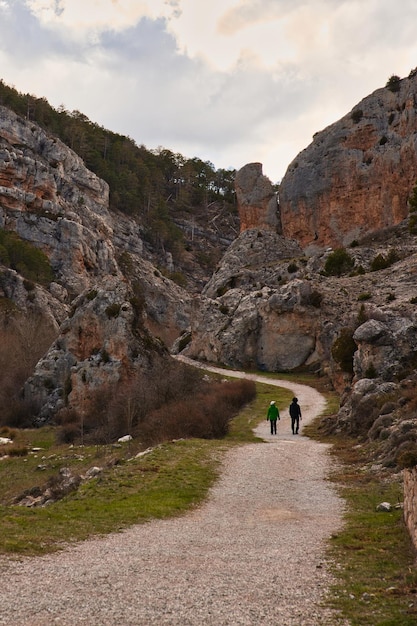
[
  {"xmin": 0, "ymin": 81, "xmax": 237, "ymax": 212},
  {"xmin": 0, "ymin": 228, "xmax": 54, "ymax": 285},
  {"xmin": 0, "ymin": 80, "xmax": 236, "ymax": 259}
]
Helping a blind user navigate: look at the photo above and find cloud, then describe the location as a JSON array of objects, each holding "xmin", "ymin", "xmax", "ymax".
[{"xmin": 1, "ymin": 0, "xmax": 417, "ymax": 182}]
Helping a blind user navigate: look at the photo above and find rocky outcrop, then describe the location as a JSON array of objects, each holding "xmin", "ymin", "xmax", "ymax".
[
  {"xmin": 0, "ymin": 106, "xmax": 192, "ymax": 421},
  {"xmin": 183, "ymin": 279, "xmax": 319, "ymax": 371},
  {"xmin": 0, "ymin": 106, "xmax": 116, "ymax": 295},
  {"xmin": 0, "ymin": 106, "xmax": 191, "ymax": 339},
  {"xmin": 203, "ymin": 229, "xmax": 303, "ymax": 299},
  {"xmin": 404, "ymin": 468, "xmax": 417, "ymax": 551},
  {"xmin": 179, "ymin": 228, "xmax": 323, "ymax": 371},
  {"xmin": 235, "ymin": 163, "xmax": 280, "ymax": 233},
  {"xmin": 23, "ymin": 275, "xmax": 169, "ymax": 421},
  {"xmin": 279, "ymin": 74, "xmax": 417, "ymax": 251}
]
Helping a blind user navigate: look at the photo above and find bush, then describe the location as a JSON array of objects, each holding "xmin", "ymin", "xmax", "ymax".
[
  {"xmin": 137, "ymin": 379, "xmax": 257, "ymax": 445},
  {"xmin": 370, "ymin": 249, "xmax": 399, "ymax": 272},
  {"xmin": 86, "ymin": 290, "xmax": 98, "ymax": 301},
  {"xmin": 331, "ymin": 327, "xmax": 357, "ymax": 374},
  {"xmin": 58, "ymin": 358, "xmax": 256, "ymax": 447},
  {"xmin": 408, "ymin": 181, "xmax": 417, "ymax": 235},
  {"xmin": 5, "ymin": 445, "xmax": 29, "ymax": 457},
  {"xmin": 351, "ymin": 109, "xmax": 363, "ymax": 123},
  {"xmin": 410, "ymin": 213, "xmax": 417, "ymax": 235},
  {"xmin": 324, "ymin": 249, "xmax": 354, "ymax": 276},
  {"xmin": 396, "ymin": 443, "xmax": 417, "ymax": 469},
  {"xmin": 105, "ymin": 303, "xmax": 121, "ymax": 318},
  {"xmin": 357, "ymin": 304, "xmax": 368, "ymax": 325},
  {"xmin": 365, "ymin": 363, "xmax": 378, "ymax": 379},
  {"xmin": 386, "ymin": 74, "xmax": 401, "ymax": 93},
  {"xmin": 0, "ymin": 399, "xmax": 37, "ymax": 428},
  {"xmin": 0, "ymin": 229, "xmax": 54, "ymax": 285},
  {"xmin": 309, "ymin": 290, "xmax": 323, "ymax": 308},
  {"xmin": 287, "ymin": 262, "xmax": 298, "ymax": 273}
]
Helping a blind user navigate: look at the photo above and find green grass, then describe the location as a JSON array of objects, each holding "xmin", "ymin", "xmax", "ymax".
[
  {"xmin": 328, "ymin": 486, "xmax": 417, "ymax": 626},
  {"xmin": 305, "ymin": 410, "xmax": 417, "ymax": 625}
]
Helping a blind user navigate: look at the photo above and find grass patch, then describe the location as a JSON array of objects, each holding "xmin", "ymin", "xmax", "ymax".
[
  {"xmin": 0, "ymin": 439, "xmax": 221, "ymax": 555},
  {"xmin": 307, "ymin": 422, "xmax": 417, "ymax": 625}
]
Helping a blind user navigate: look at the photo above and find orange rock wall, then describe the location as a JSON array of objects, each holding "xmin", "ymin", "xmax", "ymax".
[{"xmin": 279, "ymin": 76, "xmax": 417, "ymax": 250}]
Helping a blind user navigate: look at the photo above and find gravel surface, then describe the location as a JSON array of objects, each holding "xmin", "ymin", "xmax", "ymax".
[{"xmin": 0, "ymin": 369, "xmax": 348, "ymax": 625}]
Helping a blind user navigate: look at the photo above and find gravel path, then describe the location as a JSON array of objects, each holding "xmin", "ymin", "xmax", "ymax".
[{"xmin": 0, "ymin": 366, "xmax": 347, "ymax": 625}]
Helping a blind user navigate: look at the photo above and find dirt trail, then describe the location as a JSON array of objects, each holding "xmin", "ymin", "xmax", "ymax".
[{"xmin": 0, "ymin": 361, "xmax": 347, "ymax": 625}]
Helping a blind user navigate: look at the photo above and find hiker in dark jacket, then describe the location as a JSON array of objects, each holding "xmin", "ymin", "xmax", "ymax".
[
  {"xmin": 289, "ymin": 397, "xmax": 302, "ymax": 434},
  {"xmin": 266, "ymin": 400, "xmax": 280, "ymax": 435}
]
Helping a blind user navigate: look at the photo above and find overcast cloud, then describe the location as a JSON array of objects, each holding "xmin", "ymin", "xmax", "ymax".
[{"xmin": 1, "ymin": 0, "xmax": 417, "ymax": 182}]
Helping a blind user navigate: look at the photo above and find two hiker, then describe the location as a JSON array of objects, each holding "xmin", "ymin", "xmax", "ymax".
[{"xmin": 266, "ymin": 397, "xmax": 302, "ymax": 435}]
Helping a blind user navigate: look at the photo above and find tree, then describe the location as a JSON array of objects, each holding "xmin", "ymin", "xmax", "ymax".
[{"xmin": 386, "ymin": 74, "xmax": 401, "ymax": 93}]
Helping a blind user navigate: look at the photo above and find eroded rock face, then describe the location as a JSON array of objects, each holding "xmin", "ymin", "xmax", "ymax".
[
  {"xmin": 279, "ymin": 74, "xmax": 417, "ymax": 251},
  {"xmin": 0, "ymin": 106, "xmax": 117, "ymax": 295},
  {"xmin": 235, "ymin": 163, "xmax": 281, "ymax": 233},
  {"xmin": 0, "ymin": 107, "xmax": 191, "ymax": 421},
  {"xmin": 23, "ymin": 276, "xmax": 168, "ymax": 421},
  {"xmin": 184, "ymin": 286, "xmax": 319, "ymax": 372},
  {"xmin": 182, "ymin": 228, "xmax": 321, "ymax": 372},
  {"xmin": 203, "ymin": 229, "xmax": 303, "ymax": 298}
]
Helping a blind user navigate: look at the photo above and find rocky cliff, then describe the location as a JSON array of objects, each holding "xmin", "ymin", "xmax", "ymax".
[
  {"xmin": 279, "ymin": 73, "xmax": 417, "ymax": 251},
  {"xmin": 178, "ymin": 70, "xmax": 417, "ymax": 472},
  {"xmin": 0, "ymin": 106, "xmax": 191, "ymax": 421},
  {"xmin": 235, "ymin": 163, "xmax": 280, "ymax": 233}
]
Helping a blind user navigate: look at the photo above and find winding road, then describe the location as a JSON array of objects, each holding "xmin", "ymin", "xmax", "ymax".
[{"xmin": 0, "ymin": 360, "xmax": 347, "ymax": 625}]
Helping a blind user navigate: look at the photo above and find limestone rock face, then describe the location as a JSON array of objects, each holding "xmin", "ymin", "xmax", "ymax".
[
  {"xmin": 279, "ymin": 74, "xmax": 417, "ymax": 251},
  {"xmin": 0, "ymin": 106, "xmax": 191, "ymax": 341},
  {"xmin": 203, "ymin": 229, "xmax": 303, "ymax": 299},
  {"xmin": 235, "ymin": 163, "xmax": 281, "ymax": 233},
  {"xmin": 24, "ymin": 276, "xmax": 167, "ymax": 421},
  {"xmin": 0, "ymin": 106, "xmax": 117, "ymax": 295},
  {"xmin": 185, "ymin": 285, "xmax": 318, "ymax": 372},
  {"xmin": 0, "ymin": 106, "xmax": 191, "ymax": 421},
  {"xmin": 182, "ymin": 229, "xmax": 319, "ymax": 372},
  {"xmin": 353, "ymin": 316, "xmax": 417, "ymax": 382}
]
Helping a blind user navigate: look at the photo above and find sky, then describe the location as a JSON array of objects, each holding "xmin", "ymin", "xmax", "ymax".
[{"xmin": 1, "ymin": 1, "xmax": 417, "ymax": 183}]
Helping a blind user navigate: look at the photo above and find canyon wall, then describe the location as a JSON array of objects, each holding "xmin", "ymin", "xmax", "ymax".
[{"xmin": 278, "ymin": 74, "xmax": 417, "ymax": 251}]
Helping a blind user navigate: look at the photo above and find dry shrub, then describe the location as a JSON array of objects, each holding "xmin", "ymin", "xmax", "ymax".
[
  {"xmin": 136, "ymin": 378, "xmax": 256, "ymax": 446},
  {"xmin": 0, "ymin": 311, "xmax": 56, "ymax": 427},
  {"xmin": 0, "ymin": 426, "xmax": 16, "ymax": 439},
  {"xmin": 57, "ymin": 357, "xmax": 256, "ymax": 447},
  {"xmin": 55, "ymin": 408, "xmax": 81, "ymax": 444},
  {"xmin": 1, "ymin": 398, "xmax": 38, "ymax": 428},
  {"xmin": 5, "ymin": 444, "xmax": 29, "ymax": 457}
]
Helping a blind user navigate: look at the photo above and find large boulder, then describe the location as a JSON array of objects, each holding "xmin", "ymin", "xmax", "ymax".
[{"xmin": 184, "ymin": 278, "xmax": 319, "ymax": 372}]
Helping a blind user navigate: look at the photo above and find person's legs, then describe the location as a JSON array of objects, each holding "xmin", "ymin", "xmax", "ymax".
[
  {"xmin": 270, "ymin": 420, "xmax": 275, "ymax": 434},
  {"xmin": 273, "ymin": 420, "xmax": 277, "ymax": 434},
  {"xmin": 291, "ymin": 417, "xmax": 295, "ymax": 434},
  {"xmin": 295, "ymin": 417, "xmax": 299, "ymax": 434}
]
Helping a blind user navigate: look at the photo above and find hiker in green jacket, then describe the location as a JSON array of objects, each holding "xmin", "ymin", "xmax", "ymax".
[{"xmin": 266, "ymin": 400, "xmax": 280, "ymax": 435}]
